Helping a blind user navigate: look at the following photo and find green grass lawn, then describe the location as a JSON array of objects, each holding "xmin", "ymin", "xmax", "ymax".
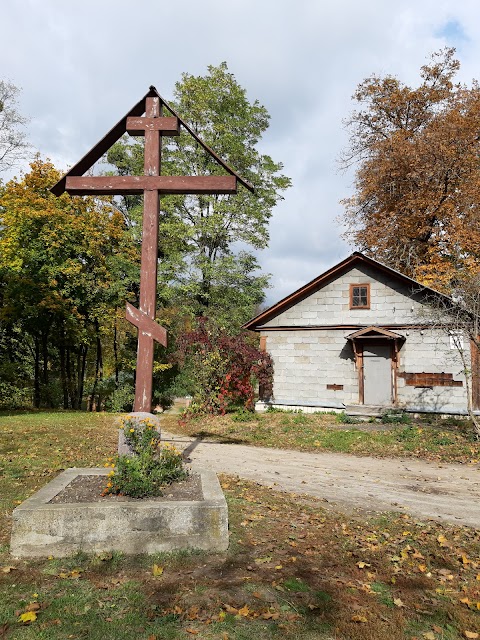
[
  {"xmin": 163, "ymin": 409, "xmax": 480, "ymax": 464},
  {"xmin": 0, "ymin": 411, "xmax": 479, "ymax": 639}
]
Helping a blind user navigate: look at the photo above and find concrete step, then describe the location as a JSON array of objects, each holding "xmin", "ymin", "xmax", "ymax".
[{"xmin": 344, "ymin": 405, "xmax": 388, "ymax": 418}]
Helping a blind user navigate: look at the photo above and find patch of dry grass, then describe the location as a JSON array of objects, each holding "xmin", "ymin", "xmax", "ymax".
[{"xmin": 163, "ymin": 410, "xmax": 480, "ymax": 464}]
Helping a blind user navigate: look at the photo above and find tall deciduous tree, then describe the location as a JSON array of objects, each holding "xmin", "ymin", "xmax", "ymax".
[
  {"xmin": 340, "ymin": 48, "xmax": 480, "ymax": 290},
  {"xmin": 107, "ymin": 62, "xmax": 291, "ymax": 329},
  {"xmin": 0, "ymin": 158, "xmax": 133, "ymax": 408},
  {"xmin": 0, "ymin": 80, "xmax": 30, "ymax": 173}
]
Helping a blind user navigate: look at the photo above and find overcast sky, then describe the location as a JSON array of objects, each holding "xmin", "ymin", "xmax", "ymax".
[{"xmin": 1, "ymin": 0, "xmax": 479, "ymax": 304}]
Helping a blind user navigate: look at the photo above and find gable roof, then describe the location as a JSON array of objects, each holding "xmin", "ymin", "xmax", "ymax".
[
  {"xmin": 51, "ymin": 85, "xmax": 254, "ymax": 197},
  {"xmin": 244, "ymin": 252, "xmax": 451, "ymax": 330},
  {"xmin": 346, "ymin": 326, "xmax": 405, "ymax": 341}
]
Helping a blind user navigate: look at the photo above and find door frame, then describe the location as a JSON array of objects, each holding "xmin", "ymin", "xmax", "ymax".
[
  {"xmin": 352, "ymin": 339, "xmax": 399, "ymax": 406},
  {"xmin": 347, "ymin": 327, "xmax": 404, "ymax": 406}
]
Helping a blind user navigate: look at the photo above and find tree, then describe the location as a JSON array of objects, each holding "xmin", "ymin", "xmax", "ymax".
[
  {"xmin": 174, "ymin": 317, "xmax": 273, "ymax": 416},
  {"xmin": 0, "ymin": 80, "xmax": 30, "ymax": 173},
  {"xmin": 340, "ymin": 48, "xmax": 480, "ymax": 291},
  {"xmin": 107, "ymin": 62, "xmax": 291, "ymax": 329},
  {"xmin": 424, "ymin": 275, "xmax": 480, "ymax": 438},
  {"xmin": 0, "ymin": 158, "xmax": 134, "ymax": 409},
  {"xmin": 0, "ymin": 273, "xmax": 33, "ymax": 409}
]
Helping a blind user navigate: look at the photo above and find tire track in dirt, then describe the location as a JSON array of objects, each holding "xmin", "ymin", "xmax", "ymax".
[{"xmin": 163, "ymin": 432, "xmax": 480, "ymax": 528}]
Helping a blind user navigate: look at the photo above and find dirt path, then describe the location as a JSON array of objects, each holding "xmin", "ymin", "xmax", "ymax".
[{"xmin": 163, "ymin": 431, "xmax": 480, "ymax": 528}]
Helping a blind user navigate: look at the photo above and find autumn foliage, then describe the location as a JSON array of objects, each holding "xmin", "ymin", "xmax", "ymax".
[
  {"xmin": 0, "ymin": 158, "xmax": 135, "ymax": 409},
  {"xmin": 174, "ymin": 317, "xmax": 273, "ymax": 416},
  {"xmin": 341, "ymin": 48, "xmax": 480, "ymax": 291}
]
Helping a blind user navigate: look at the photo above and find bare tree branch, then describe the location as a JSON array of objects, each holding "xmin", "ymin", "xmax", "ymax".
[
  {"xmin": 0, "ymin": 80, "xmax": 31, "ymax": 173},
  {"xmin": 423, "ymin": 276, "xmax": 480, "ymax": 438}
]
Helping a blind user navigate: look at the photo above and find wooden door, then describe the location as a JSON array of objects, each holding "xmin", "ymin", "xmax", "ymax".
[{"xmin": 363, "ymin": 343, "xmax": 392, "ymax": 405}]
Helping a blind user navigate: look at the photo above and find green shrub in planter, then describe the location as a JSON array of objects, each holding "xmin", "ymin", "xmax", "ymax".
[
  {"xmin": 104, "ymin": 417, "xmax": 187, "ymax": 498},
  {"xmin": 122, "ymin": 416, "xmax": 161, "ymax": 454}
]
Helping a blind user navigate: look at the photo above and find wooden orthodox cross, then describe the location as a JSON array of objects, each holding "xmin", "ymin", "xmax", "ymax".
[{"xmin": 51, "ymin": 86, "xmax": 253, "ymax": 412}]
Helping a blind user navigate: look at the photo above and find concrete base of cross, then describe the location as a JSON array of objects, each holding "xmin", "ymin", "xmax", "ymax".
[{"xmin": 116, "ymin": 412, "xmax": 162, "ymax": 456}]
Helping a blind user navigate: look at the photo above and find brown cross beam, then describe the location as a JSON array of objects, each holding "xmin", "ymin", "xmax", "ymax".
[{"xmin": 51, "ymin": 87, "xmax": 253, "ymax": 413}]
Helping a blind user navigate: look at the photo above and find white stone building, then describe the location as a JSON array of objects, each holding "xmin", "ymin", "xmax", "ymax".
[{"xmin": 244, "ymin": 253, "xmax": 478, "ymax": 415}]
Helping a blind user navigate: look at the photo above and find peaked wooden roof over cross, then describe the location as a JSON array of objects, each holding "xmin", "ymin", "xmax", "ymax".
[{"xmin": 50, "ymin": 85, "xmax": 254, "ymax": 196}]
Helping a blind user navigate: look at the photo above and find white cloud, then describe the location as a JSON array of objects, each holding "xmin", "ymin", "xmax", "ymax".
[{"xmin": 2, "ymin": 0, "xmax": 479, "ymax": 305}]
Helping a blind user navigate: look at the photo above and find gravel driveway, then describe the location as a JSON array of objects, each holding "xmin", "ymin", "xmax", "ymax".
[{"xmin": 163, "ymin": 432, "xmax": 480, "ymax": 528}]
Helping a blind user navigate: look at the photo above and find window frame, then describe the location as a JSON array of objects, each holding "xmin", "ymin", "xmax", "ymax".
[{"xmin": 349, "ymin": 283, "xmax": 370, "ymax": 310}]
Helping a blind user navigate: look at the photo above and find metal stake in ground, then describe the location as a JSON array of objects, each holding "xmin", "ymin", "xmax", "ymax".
[{"xmin": 51, "ymin": 86, "xmax": 253, "ymax": 412}]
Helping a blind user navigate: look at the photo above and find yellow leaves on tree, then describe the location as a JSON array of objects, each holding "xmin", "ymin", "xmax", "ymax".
[
  {"xmin": 341, "ymin": 48, "xmax": 480, "ymax": 291},
  {"xmin": 0, "ymin": 157, "xmax": 137, "ymax": 409},
  {"xmin": 0, "ymin": 158, "xmax": 125, "ymax": 334}
]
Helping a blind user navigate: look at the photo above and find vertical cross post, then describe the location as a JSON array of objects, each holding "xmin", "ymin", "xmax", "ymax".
[{"xmin": 134, "ymin": 96, "xmax": 161, "ymax": 411}]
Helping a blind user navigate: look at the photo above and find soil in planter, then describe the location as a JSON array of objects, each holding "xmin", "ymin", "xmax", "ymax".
[{"xmin": 50, "ymin": 473, "xmax": 202, "ymax": 504}]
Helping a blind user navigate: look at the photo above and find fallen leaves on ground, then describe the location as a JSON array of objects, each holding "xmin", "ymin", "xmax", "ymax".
[
  {"xmin": 1, "ymin": 566, "xmax": 16, "ymax": 573},
  {"xmin": 1, "ymin": 410, "xmax": 480, "ymax": 640},
  {"xmin": 16, "ymin": 601, "xmax": 43, "ymax": 625},
  {"xmin": 351, "ymin": 614, "xmax": 368, "ymax": 623},
  {"xmin": 18, "ymin": 610, "xmax": 37, "ymax": 624},
  {"xmin": 57, "ymin": 568, "xmax": 83, "ymax": 580}
]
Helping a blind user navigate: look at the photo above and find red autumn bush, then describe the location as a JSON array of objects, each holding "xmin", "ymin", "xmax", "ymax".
[{"xmin": 174, "ymin": 317, "xmax": 273, "ymax": 416}]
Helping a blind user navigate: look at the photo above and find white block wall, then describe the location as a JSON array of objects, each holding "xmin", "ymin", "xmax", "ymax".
[
  {"xmin": 262, "ymin": 328, "xmax": 468, "ymax": 412},
  {"xmin": 263, "ymin": 329, "xmax": 358, "ymax": 406},
  {"xmin": 262, "ymin": 264, "xmax": 427, "ymax": 328},
  {"xmin": 396, "ymin": 328, "xmax": 468, "ymax": 412}
]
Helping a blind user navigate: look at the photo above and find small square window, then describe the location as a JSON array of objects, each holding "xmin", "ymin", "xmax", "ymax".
[
  {"xmin": 449, "ymin": 331, "xmax": 464, "ymax": 351},
  {"xmin": 350, "ymin": 283, "xmax": 370, "ymax": 309}
]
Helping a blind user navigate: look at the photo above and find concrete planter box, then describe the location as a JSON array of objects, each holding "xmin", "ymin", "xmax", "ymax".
[{"xmin": 10, "ymin": 467, "xmax": 228, "ymax": 558}]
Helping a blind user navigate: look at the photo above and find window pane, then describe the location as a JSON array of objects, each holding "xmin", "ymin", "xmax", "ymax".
[{"xmin": 352, "ymin": 285, "xmax": 368, "ymax": 307}]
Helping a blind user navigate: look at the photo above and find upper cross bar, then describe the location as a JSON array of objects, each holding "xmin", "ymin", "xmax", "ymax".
[
  {"xmin": 65, "ymin": 175, "xmax": 237, "ymax": 195},
  {"xmin": 126, "ymin": 116, "xmax": 180, "ymax": 136},
  {"xmin": 50, "ymin": 85, "xmax": 254, "ymax": 197}
]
